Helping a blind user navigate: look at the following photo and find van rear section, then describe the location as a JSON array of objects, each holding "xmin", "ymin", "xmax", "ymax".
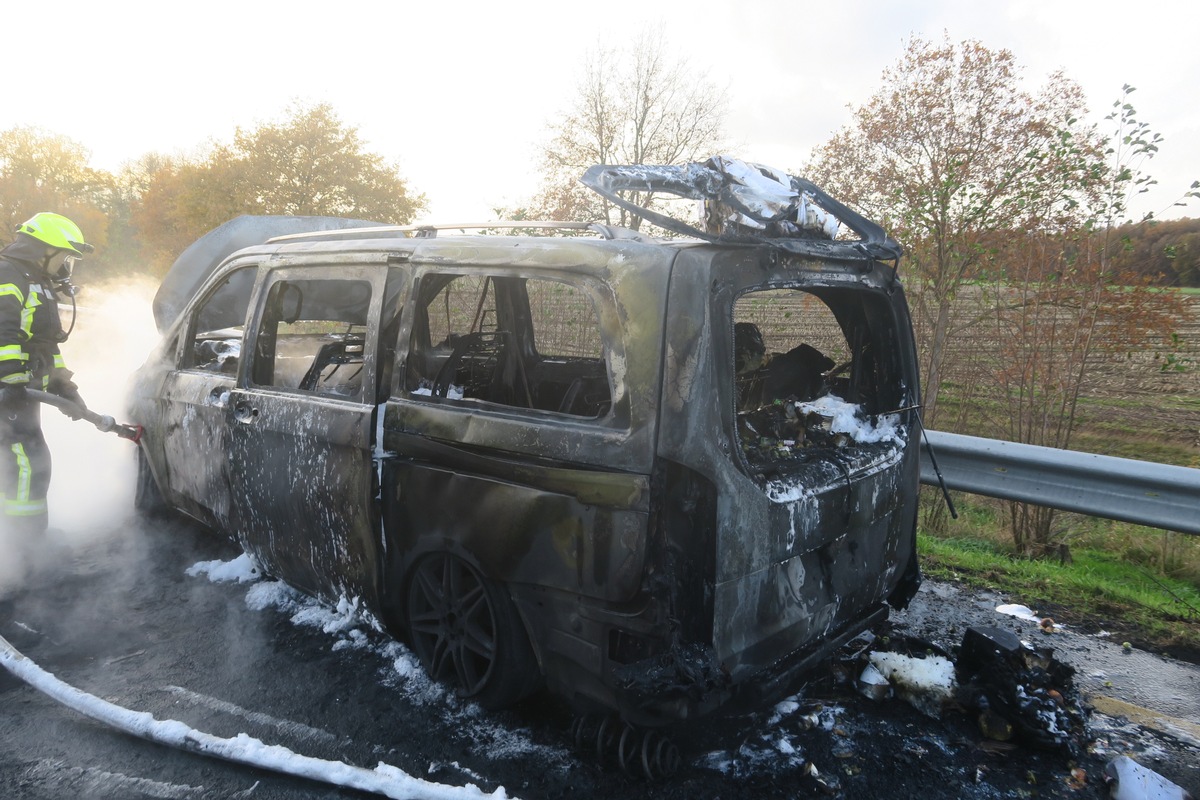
[{"xmin": 638, "ymin": 245, "xmax": 922, "ymax": 716}]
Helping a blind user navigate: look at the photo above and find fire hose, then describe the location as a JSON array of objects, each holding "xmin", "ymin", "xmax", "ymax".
[
  {"xmin": 26, "ymin": 388, "xmax": 142, "ymax": 443},
  {"xmin": 0, "ymin": 632, "xmax": 507, "ymax": 799}
]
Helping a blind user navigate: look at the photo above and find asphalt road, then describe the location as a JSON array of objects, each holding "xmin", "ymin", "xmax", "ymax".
[{"xmin": 2, "ymin": 515, "xmax": 1197, "ymax": 799}]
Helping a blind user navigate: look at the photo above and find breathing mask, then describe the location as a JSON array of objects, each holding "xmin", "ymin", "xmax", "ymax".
[{"xmin": 52, "ymin": 255, "xmax": 80, "ymax": 296}]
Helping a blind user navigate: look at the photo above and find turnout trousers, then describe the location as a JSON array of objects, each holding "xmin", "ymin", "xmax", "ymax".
[{"xmin": 0, "ymin": 398, "xmax": 50, "ymax": 535}]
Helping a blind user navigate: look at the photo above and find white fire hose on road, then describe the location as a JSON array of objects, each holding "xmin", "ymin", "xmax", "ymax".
[{"xmin": 0, "ymin": 632, "xmax": 510, "ymax": 799}]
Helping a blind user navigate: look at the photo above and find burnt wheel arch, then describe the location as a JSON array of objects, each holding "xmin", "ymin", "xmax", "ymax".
[
  {"xmin": 404, "ymin": 552, "xmax": 541, "ymax": 709},
  {"xmin": 134, "ymin": 447, "xmax": 169, "ymax": 517}
]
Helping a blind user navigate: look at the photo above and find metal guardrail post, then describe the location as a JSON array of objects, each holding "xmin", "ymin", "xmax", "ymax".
[{"xmin": 919, "ymin": 430, "xmax": 1200, "ymax": 536}]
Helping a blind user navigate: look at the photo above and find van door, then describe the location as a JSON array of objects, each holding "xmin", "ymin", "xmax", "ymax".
[
  {"xmin": 156, "ymin": 263, "xmax": 259, "ymax": 528},
  {"xmin": 228, "ymin": 263, "xmax": 401, "ymax": 605},
  {"xmin": 382, "ymin": 268, "xmax": 664, "ymax": 604}
]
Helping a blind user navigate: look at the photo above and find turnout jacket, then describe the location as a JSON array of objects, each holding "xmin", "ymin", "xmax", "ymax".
[{"xmin": 0, "ymin": 236, "xmax": 78, "ymax": 395}]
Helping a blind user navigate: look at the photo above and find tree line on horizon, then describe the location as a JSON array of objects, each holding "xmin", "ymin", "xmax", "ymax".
[
  {"xmin": 0, "ymin": 33, "xmax": 1196, "ymax": 288},
  {"xmin": 0, "ymin": 103, "xmax": 428, "ymax": 280},
  {"xmin": 0, "ymin": 33, "xmax": 1195, "ymax": 557}
]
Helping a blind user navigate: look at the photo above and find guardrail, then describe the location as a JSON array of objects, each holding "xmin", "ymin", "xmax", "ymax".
[{"xmin": 919, "ymin": 430, "xmax": 1200, "ymax": 536}]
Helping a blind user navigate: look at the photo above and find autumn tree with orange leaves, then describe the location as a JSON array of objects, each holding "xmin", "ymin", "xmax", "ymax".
[
  {"xmin": 0, "ymin": 127, "xmax": 114, "ymax": 263},
  {"xmin": 810, "ymin": 38, "xmax": 1195, "ymax": 555},
  {"xmin": 808, "ymin": 36, "xmax": 1096, "ymax": 428},
  {"xmin": 129, "ymin": 103, "xmax": 425, "ymax": 275}
]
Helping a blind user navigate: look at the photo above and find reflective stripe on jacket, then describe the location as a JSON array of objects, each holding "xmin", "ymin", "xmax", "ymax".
[{"xmin": 0, "ymin": 240, "xmax": 74, "ymax": 392}]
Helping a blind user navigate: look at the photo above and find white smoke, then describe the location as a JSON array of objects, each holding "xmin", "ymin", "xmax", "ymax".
[{"xmin": 0, "ymin": 275, "xmax": 161, "ymax": 593}]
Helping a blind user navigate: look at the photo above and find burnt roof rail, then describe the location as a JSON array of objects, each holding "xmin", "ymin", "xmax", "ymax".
[
  {"xmin": 920, "ymin": 430, "xmax": 1200, "ymax": 536},
  {"xmin": 266, "ymin": 220, "xmax": 655, "ymax": 243}
]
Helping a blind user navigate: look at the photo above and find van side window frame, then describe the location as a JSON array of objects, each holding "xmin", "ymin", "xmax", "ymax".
[
  {"xmin": 241, "ymin": 265, "xmax": 387, "ymax": 404},
  {"xmin": 178, "ymin": 263, "xmax": 261, "ymax": 376},
  {"xmin": 400, "ymin": 269, "xmax": 616, "ymax": 421}
]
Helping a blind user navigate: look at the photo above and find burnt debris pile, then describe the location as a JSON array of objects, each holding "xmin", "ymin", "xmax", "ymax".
[
  {"xmin": 850, "ymin": 626, "xmax": 1089, "ymax": 758},
  {"xmin": 956, "ymin": 626, "xmax": 1088, "ymax": 756},
  {"xmin": 733, "ymin": 320, "xmax": 905, "ymax": 467}
]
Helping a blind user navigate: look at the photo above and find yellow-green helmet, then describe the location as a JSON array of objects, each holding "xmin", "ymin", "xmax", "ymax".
[{"xmin": 15, "ymin": 212, "xmax": 94, "ymax": 256}]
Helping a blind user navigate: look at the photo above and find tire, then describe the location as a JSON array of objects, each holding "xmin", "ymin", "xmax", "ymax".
[
  {"xmin": 405, "ymin": 552, "xmax": 541, "ymax": 709},
  {"xmin": 134, "ymin": 447, "xmax": 169, "ymax": 517}
]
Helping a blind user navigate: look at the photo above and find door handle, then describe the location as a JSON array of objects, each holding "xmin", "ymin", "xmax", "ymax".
[
  {"xmin": 233, "ymin": 401, "xmax": 259, "ymax": 423},
  {"xmin": 207, "ymin": 386, "xmax": 231, "ymax": 407}
]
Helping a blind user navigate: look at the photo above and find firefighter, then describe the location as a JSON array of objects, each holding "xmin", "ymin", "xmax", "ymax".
[{"xmin": 0, "ymin": 212, "xmax": 93, "ymax": 535}]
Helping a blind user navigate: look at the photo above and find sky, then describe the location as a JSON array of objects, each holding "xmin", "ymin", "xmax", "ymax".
[{"xmin": 4, "ymin": 0, "xmax": 1197, "ymax": 223}]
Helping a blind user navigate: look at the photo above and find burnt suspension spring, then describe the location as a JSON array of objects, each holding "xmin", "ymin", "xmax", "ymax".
[{"xmin": 569, "ymin": 714, "xmax": 681, "ymax": 780}]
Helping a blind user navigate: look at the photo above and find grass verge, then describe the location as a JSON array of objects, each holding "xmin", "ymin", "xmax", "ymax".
[{"xmin": 918, "ymin": 532, "xmax": 1200, "ymax": 662}]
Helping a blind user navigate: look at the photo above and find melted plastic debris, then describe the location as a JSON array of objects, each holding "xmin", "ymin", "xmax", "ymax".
[
  {"xmin": 997, "ymin": 603, "xmax": 1067, "ymax": 634},
  {"xmin": 1104, "ymin": 755, "xmax": 1195, "ymax": 800},
  {"xmin": 866, "ymin": 651, "xmax": 957, "ymax": 718},
  {"xmin": 612, "ymin": 642, "xmax": 730, "ymax": 699},
  {"xmin": 768, "ymin": 697, "xmax": 801, "ymax": 726},
  {"xmin": 701, "ymin": 696, "xmax": 839, "ymax": 779},
  {"xmin": 996, "ymin": 604, "xmax": 1041, "ymax": 623},
  {"xmin": 856, "ymin": 662, "xmax": 893, "ymax": 702}
]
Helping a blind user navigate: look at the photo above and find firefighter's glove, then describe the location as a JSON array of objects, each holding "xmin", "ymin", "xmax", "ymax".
[
  {"xmin": 58, "ymin": 388, "xmax": 87, "ymax": 420},
  {"xmin": 0, "ymin": 384, "xmax": 27, "ymax": 408}
]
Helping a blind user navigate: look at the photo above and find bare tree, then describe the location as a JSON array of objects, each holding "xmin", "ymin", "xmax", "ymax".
[{"xmin": 530, "ymin": 30, "xmax": 728, "ymax": 230}]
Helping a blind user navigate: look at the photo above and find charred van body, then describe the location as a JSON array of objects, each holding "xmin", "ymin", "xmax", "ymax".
[{"xmin": 129, "ymin": 157, "xmax": 923, "ymax": 726}]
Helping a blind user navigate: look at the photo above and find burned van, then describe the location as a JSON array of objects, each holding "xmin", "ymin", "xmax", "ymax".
[{"xmin": 129, "ymin": 157, "xmax": 922, "ymax": 726}]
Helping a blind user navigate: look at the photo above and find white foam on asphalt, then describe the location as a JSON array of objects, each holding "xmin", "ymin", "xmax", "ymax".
[
  {"xmin": 162, "ymin": 684, "xmax": 341, "ymax": 746},
  {"xmin": 185, "ymin": 553, "xmax": 261, "ymax": 584},
  {"xmin": 199, "ymin": 557, "xmax": 574, "ymax": 772},
  {"xmin": 25, "ymin": 760, "xmax": 207, "ymax": 799}
]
